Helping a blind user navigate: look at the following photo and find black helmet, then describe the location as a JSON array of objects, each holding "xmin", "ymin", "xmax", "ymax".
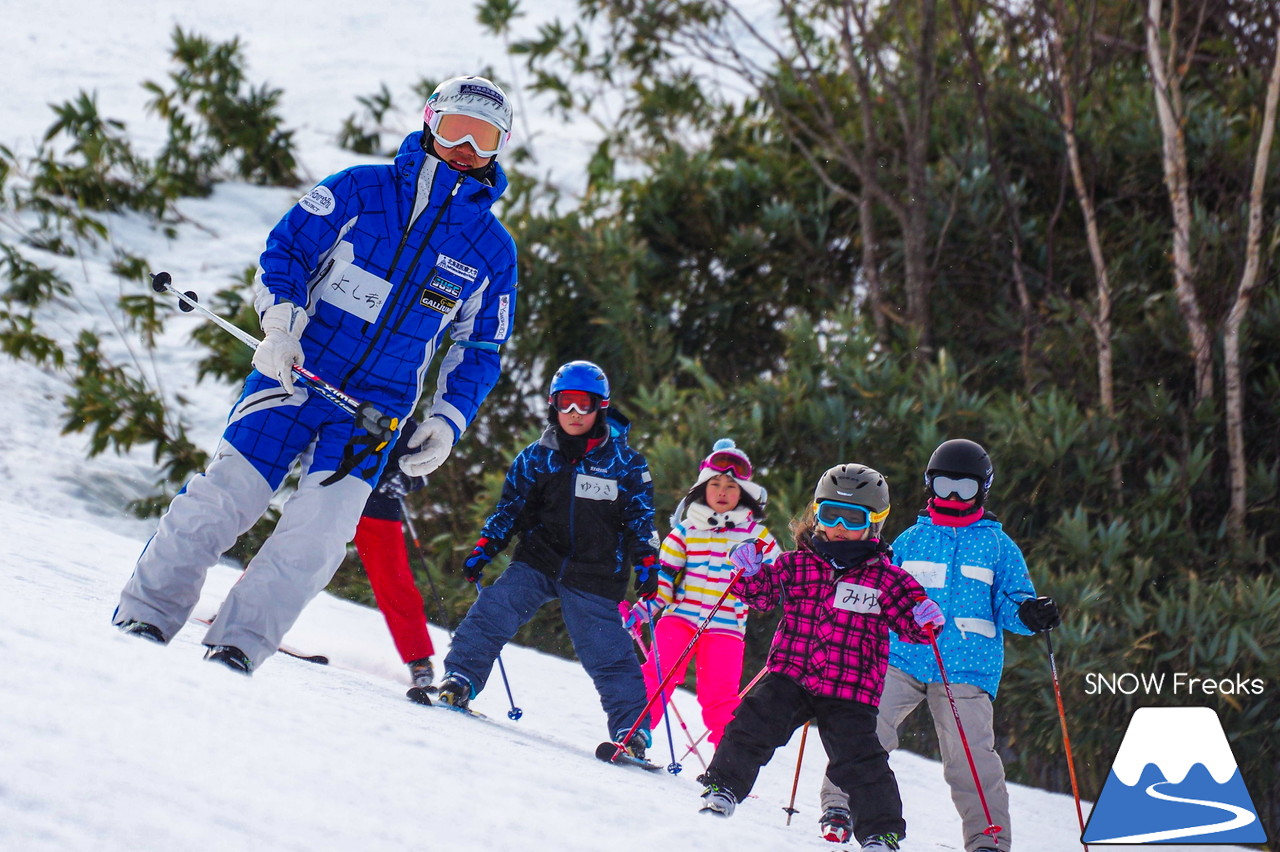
[{"xmin": 925, "ymin": 439, "xmax": 994, "ymax": 505}]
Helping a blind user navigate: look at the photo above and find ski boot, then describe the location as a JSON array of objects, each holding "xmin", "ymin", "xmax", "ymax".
[
  {"xmin": 698, "ymin": 782, "xmax": 738, "ymax": 817},
  {"xmin": 436, "ymin": 672, "xmax": 473, "ymax": 709},
  {"xmin": 860, "ymin": 833, "xmax": 902, "ymax": 851},
  {"xmin": 407, "ymin": 657, "xmax": 435, "ymax": 690},
  {"xmin": 204, "ymin": 645, "xmax": 253, "ymax": 676},
  {"xmin": 119, "ymin": 620, "xmax": 167, "ymax": 644},
  {"xmin": 820, "ymin": 806, "xmax": 853, "ymax": 843},
  {"xmin": 614, "ymin": 727, "xmax": 652, "ymax": 761}
]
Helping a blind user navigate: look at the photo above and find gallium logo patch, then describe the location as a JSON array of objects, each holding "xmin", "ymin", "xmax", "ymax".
[
  {"xmin": 299, "ymin": 186, "xmax": 335, "ymax": 215},
  {"xmin": 420, "ymin": 290, "xmax": 458, "ymax": 314}
]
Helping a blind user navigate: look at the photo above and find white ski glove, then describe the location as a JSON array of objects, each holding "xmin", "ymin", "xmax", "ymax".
[
  {"xmin": 399, "ymin": 416, "xmax": 456, "ymax": 477},
  {"xmin": 252, "ymin": 302, "xmax": 308, "ymax": 394}
]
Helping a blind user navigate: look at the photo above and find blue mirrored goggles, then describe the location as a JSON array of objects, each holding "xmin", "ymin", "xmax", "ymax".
[
  {"xmin": 814, "ymin": 500, "xmax": 880, "ymax": 531},
  {"xmin": 928, "ymin": 474, "xmax": 980, "ymax": 501}
]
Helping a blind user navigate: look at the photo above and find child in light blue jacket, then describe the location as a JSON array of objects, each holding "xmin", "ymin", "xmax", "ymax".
[{"xmin": 817, "ymin": 440, "xmax": 1060, "ymax": 852}]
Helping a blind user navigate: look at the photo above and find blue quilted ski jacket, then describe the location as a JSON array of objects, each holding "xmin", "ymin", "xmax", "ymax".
[{"xmin": 254, "ymin": 131, "xmax": 518, "ymax": 436}]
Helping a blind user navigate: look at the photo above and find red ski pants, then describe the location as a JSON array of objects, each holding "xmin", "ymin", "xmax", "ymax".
[{"xmin": 353, "ymin": 516, "xmax": 434, "ymax": 663}]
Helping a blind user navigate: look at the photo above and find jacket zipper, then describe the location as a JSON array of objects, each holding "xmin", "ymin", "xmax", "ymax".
[{"xmin": 341, "ymin": 170, "xmax": 465, "ymax": 388}]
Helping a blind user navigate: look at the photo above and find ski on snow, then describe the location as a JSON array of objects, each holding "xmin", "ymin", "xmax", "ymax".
[
  {"xmin": 405, "ymin": 686, "xmax": 489, "ymax": 719},
  {"xmin": 595, "ymin": 741, "xmax": 663, "ymax": 772},
  {"xmin": 406, "ymin": 688, "xmax": 657, "ymax": 772},
  {"xmin": 189, "ymin": 616, "xmax": 329, "ymax": 665}
]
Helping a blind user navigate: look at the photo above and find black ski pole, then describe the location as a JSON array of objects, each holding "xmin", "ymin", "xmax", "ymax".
[
  {"xmin": 397, "ymin": 495, "xmax": 454, "ymax": 634},
  {"xmin": 150, "ymin": 271, "xmax": 396, "ymax": 447},
  {"xmin": 473, "ymin": 580, "xmax": 523, "ymax": 721}
]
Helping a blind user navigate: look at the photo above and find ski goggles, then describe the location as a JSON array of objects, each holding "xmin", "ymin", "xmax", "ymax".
[
  {"xmin": 928, "ymin": 474, "xmax": 980, "ymax": 501},
  {"xmin": 700, "ymin": 450, "xmax": 753, "ymax": 481},
  {"xmin": 814, "ymin": 500, "xmax": 889, "ymax": 531},
  {"xmin": 550, "ymin": 390, "xmax": 607, "ymax": 415},
  {"xmin": 428, "ymin": 112, "xmax": 508, "ymax": 158}
]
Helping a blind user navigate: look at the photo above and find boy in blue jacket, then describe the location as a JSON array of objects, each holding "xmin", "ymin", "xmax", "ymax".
[
  {"xmin": 438, "ymin": 361, "xmax": 661, "ymax": 756},
  {"xmin": 817, "ymin": 440, "xmax": 1060, "ymax": 852},
  {"xmin": 115, "ymin": 76, "xmax": 518, "ymax": 676}
]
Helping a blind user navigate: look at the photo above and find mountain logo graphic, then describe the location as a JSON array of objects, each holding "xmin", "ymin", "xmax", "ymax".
[{"xmin": 1082, "ymin": 706, "xmax": 1268, "ymax": 845}]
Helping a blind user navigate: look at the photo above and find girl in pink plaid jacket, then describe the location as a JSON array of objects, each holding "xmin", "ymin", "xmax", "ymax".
[{"xmin": 695, "ymin": 464, "xmax": 946, "ymax": 852}]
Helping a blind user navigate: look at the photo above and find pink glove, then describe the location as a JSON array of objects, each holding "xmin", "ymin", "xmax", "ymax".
[
  {"xmin": 912, "ymin": 598, "xmax": 945, "ymax": 630},
  {"xmin": 727, "ymin": 540, "xmax": 764, "ymax": 577},
  {"xmin": 619, "ymin": 601, "xmax": 646, "ymax": 631}
]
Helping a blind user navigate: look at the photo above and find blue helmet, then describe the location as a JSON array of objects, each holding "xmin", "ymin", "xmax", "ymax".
[{"xmin": 548, "ymin": 360, "xmax": 610, "ymax": 402}]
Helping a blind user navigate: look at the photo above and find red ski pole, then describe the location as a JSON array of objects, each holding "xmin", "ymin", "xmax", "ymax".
[
  {"xmin": 924, "ymin": 622, "xmax": 1004, "ymax": 846},
  {"xmin": 1045, "ymin": 631, "xmax": 1089, "ymax": 851},
  {"xmin": 599, "ymin": 566, "xmax": 746, "ymax": 764}
]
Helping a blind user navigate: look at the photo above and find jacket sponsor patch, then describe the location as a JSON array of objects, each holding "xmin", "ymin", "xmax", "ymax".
[
  {"xmin": 437, "ymin": 254, "xmax": 478, "ymax": 281},
  {"xmin": 419, "ymin": 275, "xmax": 462, "ymax": 313},
  {"xmin": 426, "ymin": 275, "xmax": 462, "ymax": 298},
  {"xmin": 496, "ymin": 292, "xmax": 510, "ymax": 339},
  {"xmin": 420, "ymin": 291, "xmax": 458, "ymax": 314},
  {"xmin": 299, "ymin": 185, "xmax": 335, "ymax": 216},
  {"xmin": 833, "ymin": 581, "xmax": 883, "ymax": 614},
  {"xmin": 574, "ymin": 474, "xmax": 618, "ymax": 502}
]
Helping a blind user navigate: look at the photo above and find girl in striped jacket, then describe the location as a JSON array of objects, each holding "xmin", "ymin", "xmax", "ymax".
[{"xmin": 629, "ymin": 440, "xmax": 779, "ymax": 747}]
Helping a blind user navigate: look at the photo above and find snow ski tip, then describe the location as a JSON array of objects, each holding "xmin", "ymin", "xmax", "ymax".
[
  {"xmin": 595, "ymin": 742, "xmax": 663, "ymax": 771},
  {"xmin": 279, "ymin": 648, "xmax": 328, "ymax": 665},
  {"xmin": 406, "ymin": 687, "xmax": 434, "ymax": 706}
]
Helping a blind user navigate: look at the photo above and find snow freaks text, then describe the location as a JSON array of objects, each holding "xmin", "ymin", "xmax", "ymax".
[{"xmin": 1083, "ymin": 672, "xmax": 1266, "ymax": 696}]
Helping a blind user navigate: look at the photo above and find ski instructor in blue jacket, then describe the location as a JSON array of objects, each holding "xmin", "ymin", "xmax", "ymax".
[{"xmin": 113, "ymin": 76, "xmax": 519, "ymax": 675}]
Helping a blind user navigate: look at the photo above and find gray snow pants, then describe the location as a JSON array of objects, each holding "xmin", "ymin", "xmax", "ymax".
[
  {"xmin": 114, "ymin": 440, "xmax": 370, "ymax": 669},
  {"xmin": 819, "ymin": 664, "xmax": 1013, "ymax": 852}
]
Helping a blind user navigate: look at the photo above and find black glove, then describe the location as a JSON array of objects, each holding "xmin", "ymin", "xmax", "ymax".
[
  {"xmin": 464, "ymin": 537, "xmax": 496, "ymax": 583},
  {"xmin": 377, "ymin": 469, "xmax": 425, "ymax": 500},
  {"xmin": 634, "ymin": 555, "xmax": 660, "ymax": 600},
  {"xmin": 1019, "ymin": 596, "xmax": 1061, "ymax": 632}
]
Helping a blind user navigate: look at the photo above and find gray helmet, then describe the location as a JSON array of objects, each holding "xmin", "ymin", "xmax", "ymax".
[{"xmin": 813, "ymin": 464, "xmax": 891, "ymax": 534}]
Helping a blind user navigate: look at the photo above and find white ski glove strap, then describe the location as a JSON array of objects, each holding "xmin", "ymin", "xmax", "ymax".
[
  {"xmin": 399, "ymin": 416, "xmax": 456, "ymax": 477},
  {"xmin": 252, "ymin": 302, "xmax": 308, "ymax": 394}
]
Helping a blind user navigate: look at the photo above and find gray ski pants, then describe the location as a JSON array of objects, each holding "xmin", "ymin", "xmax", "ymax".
[
  {"xmin": 819, "ymin": 664, "xmax": 1013, "ymax": 852},
  {"xmin": 114, "ymin": 441, "xmax": 370, "ymax": 669}
]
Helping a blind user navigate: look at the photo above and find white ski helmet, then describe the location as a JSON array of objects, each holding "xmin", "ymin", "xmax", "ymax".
[{"xmin": 422, "ymin": 75, "xmax": 513, "ymax": 156}]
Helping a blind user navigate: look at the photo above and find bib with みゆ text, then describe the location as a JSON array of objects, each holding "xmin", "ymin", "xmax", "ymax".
[{"xmin": 833, "ymin": 580, "xmax": 883, "ymax": 615}]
